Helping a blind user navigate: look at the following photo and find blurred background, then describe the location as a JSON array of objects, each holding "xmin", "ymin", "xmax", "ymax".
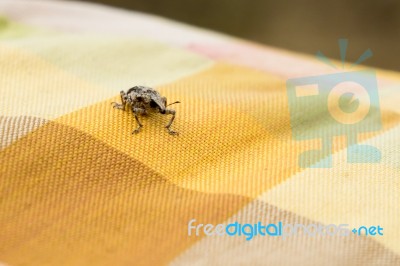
[{"xmin": 82, "ymin": 0, "xmax": 399, "ymax": 71}]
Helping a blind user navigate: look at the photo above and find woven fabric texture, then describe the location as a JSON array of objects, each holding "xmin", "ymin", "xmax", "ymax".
[{"xmin": 1, "ymin": 1, "xmax": 400, "ymax": 265}]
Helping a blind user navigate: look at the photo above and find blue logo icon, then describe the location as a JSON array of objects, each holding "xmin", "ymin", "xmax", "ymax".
[{"xmin": 287, "ymin": 39, "xmax": 382, "ymax": 168}]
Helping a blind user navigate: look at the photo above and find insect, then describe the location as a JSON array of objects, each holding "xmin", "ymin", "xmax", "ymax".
[{"xmin": 112, "ymin": 86, "xmax": 180, "ymax": 135}]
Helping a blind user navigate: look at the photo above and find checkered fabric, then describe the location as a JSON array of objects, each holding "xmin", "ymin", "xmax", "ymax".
[{"xmin": 1, "ymin": 1, "xmax": 400, "ymax": 265}]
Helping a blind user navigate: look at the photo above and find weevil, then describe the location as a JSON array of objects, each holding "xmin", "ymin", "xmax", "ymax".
[{"xmin": 112, "ymin": 86, "xmax": 180, "ymax": 135}]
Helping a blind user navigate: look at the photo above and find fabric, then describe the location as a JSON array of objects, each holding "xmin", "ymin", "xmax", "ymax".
[{"xmin": 1, "ymin": 0, "xmax": 400, "ymax": 265}]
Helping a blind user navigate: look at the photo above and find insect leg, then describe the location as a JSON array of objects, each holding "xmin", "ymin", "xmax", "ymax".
[
  {"xmin": 112, "ymin": 91, "xmax": 127, "ymax": 110},
  {"xmin": 132, "ymin": 107, "xmax": 146, "ymax": 134},
  {"xmin": 161, "ymin": 96, "xmax": 167, "ymax": 106},
  {"xmin": 164, "ymin": 108, "xmax": 178, "ymax": 135}
]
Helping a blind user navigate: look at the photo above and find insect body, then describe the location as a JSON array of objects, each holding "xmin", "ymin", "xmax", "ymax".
[{"xmin": 112, "ymin": 86, "xmax": 180, "ymax": 135}]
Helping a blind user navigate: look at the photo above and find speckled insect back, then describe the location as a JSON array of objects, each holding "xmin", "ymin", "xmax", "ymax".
[{"xmin": 111, "ymin": 86, "xmax": 180, "ymax": 135}]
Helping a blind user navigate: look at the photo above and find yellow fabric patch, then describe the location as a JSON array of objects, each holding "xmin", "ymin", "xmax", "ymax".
[
  {"xmin": 56, "ymin": 62, "xmax": 400, "ymax": 198},
  {"xmin": 0, "ymin": 39, "xmax": 212, "ymax": 120}
]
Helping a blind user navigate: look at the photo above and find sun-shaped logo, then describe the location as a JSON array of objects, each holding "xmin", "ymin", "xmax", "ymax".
[{"xmin": 286, "ymin": 39, "xmax": 382, "ymax": 168}]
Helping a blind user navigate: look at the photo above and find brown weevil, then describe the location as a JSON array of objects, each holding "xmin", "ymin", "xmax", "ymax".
[{"xmin": 112, "ymin": 86, "xmax": 180, "ymax": 135}]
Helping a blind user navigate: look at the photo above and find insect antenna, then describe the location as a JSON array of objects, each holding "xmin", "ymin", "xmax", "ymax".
[{"xmin": 167, "ymin": 101, "xmax": 180, "ymax": 106}]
